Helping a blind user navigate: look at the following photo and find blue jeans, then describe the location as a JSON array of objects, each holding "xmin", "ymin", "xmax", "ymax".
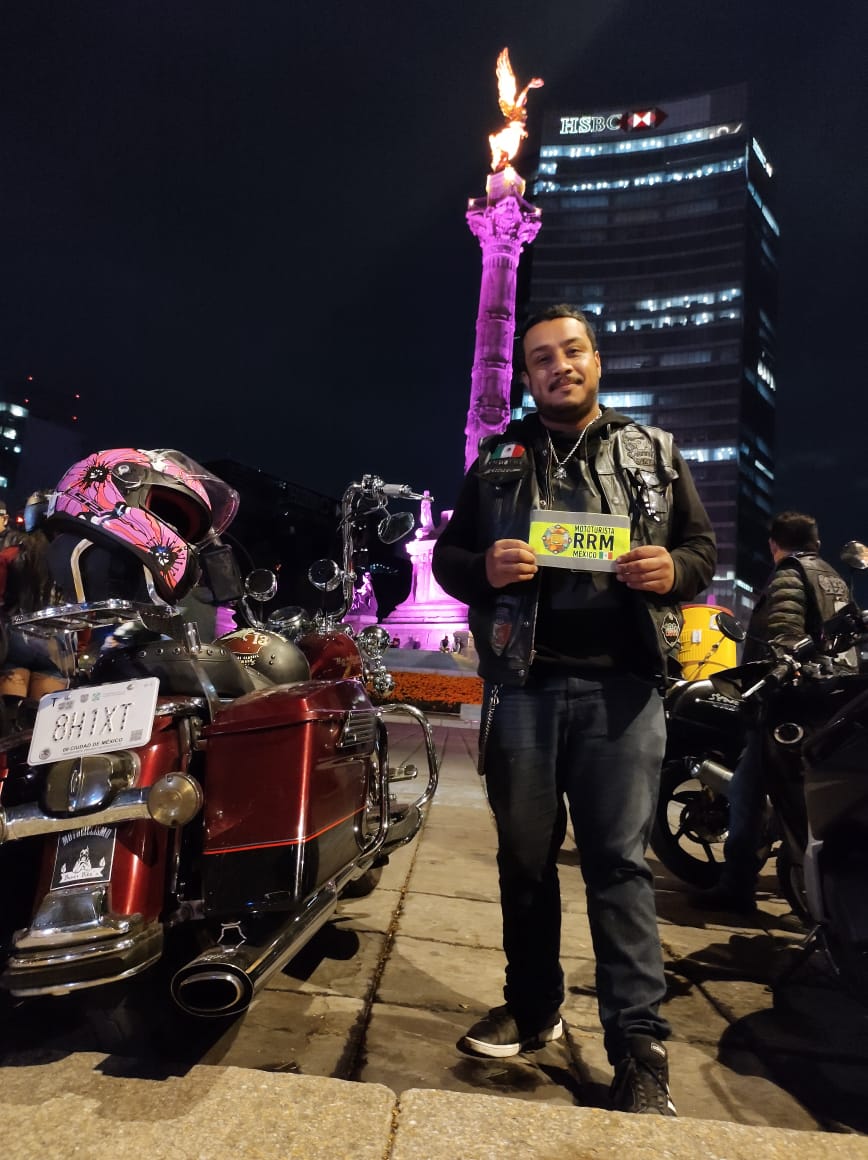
[
  {"xmin": 482, "ymin": 669, "xmax": 670, "ymax": 1063},
  {"xmin": 721, "ymin": 727, "xmax": 767, "ymax": 893}
]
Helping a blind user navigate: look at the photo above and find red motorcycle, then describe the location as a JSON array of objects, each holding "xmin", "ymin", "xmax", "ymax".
[{"xmin": 0, "ymin": 473, "xmax": 437, "ymax": 1022}]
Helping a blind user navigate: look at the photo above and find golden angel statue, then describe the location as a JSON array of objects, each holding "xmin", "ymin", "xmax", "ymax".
[{"xmin": 488, "ymin": 48, "xmax": 544, "ymax": 172}]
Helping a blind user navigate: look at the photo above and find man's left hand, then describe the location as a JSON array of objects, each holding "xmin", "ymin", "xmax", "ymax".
[{"xmin": 615, "ymin": 545, "xmax": 675, "ymax": 594}]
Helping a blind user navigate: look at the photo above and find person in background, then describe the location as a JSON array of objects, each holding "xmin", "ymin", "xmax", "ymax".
[
  {"xmin": 0, "ymin": 489, "xmax": 65, "ymax": 699},
  {"xmin": 693, "ymin": 510, "xmax": 856, "ymax": 915},
  {"xmin": 432, "ymin": 304, "xmax": 716, "ymax": 1116},
  {"xmin": 0, "ymin": 502, "xmax": 24, "ymax": 550}
]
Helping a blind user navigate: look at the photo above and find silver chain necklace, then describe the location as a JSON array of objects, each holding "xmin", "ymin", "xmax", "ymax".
[{"xmin": 547, "ymin": 409, "xmax": 601, "ymax": 480}]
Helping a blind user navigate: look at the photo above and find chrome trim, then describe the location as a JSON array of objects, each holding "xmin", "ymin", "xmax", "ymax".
[
  {"xmin": 13, "ymin": 884, "xmax": 132, "ymax": 949},
  {"xmin": 155, "ymin": 697, "xmax": 207, "ymax": 717},
  {"xmin": 376, "ymin": 702, "xmax": 439, "ymax": 811},
  {"xmin": 1, "ymin": 884, "xmax": 164, "ymax": 997},
  {"xmin": 0, "ymin": 781, "xmax": 189, "ymax": 844},
  {"xmin": 43, "ymin": 751, "xmax": 140, "ymax": 815},
  {"xmin": 338, "ymin": 710, "xmax": 378, "ymax": 750}
]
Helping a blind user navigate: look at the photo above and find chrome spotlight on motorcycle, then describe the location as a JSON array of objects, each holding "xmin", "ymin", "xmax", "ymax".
[
  {"xmin": 308, "ymin": 559, "xmax": 343, "ymax": 592},
  {"xmin": 357, "ymin": 625, "xmax": 396, "ymax": 695},
  {"xmin": 266, "ymin": 606, "xmax": 309, "ymax": 640},
  {"xmin": 357, "ymin": 625, "xmax": 392, "ymax": 659},
  {"xmin": 239, "ymin": 568, "xmax": 279, "ymax": 630}
]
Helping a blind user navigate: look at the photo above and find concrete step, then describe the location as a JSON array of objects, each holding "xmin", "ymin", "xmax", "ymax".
[{"xmin": 2, "ymin": 1053, "xmax": 866, "ymax": 1160}]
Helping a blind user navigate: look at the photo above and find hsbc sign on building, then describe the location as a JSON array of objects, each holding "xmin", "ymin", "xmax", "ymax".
[{"xmin": 559, "ymin": 108, "xmax": 667, "ymax": 136}]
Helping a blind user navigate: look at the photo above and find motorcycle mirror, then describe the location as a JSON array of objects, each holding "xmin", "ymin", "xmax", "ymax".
[
  {"xmin": 245, "ymin": 568, "xmax": 278, "ymax": 603},
  {"xmin": 714, "ymin": 611, "xmax": 746, "ymax": 644},
  {"xmin": 840, "ymin": 541, "xmax": 868, "ymax": 571},
  {"xmin": 308, "ymin": 558, "xmax": 343, "ymax": 592},
  {"xmin": 378, "ymin": 512, "xmax": 415, "ymax": 545}
]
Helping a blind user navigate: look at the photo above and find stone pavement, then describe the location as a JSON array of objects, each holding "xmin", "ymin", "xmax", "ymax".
[{"xmin": 1, "ymin": 716, "xmax": 868, "ymax": 1157}]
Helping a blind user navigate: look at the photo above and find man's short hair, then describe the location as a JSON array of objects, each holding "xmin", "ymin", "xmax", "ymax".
[
  {"xmin": 770, "ymin": 511, "xmax": 819, "ymax": 553},
  {"xmin": 516, "ymin": 304, "xmax": 598, "ymax": 372}
]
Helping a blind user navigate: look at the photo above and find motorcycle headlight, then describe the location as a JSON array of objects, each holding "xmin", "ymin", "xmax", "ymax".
[{"xmin": 42, "ymin": 751, "xmax": 140, "ymax": 815}]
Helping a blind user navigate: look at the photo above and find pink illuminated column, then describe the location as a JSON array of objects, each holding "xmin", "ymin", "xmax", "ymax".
[{"xmin": 464, "ymin": 166, "xmax": 542, "ymax": 471}]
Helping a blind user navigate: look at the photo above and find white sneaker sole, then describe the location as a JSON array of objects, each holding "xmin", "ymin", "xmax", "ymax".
[{"xmin": 463, "ymin": 1018, "xmax": 564, "ymax": 1058}]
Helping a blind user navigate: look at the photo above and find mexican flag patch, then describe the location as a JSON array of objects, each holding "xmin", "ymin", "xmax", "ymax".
[{"xmin": 490, "ymin": 443, "xmax": 526, "ymax": 460}]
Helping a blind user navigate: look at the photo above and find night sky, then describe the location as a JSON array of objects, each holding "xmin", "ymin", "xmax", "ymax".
[{"xmin": 2, "ymin": 2, "xmax": 866, "ymax": 562}]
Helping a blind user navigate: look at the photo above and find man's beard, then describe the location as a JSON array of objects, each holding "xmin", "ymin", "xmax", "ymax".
[{"xmin": 535, "ymin": 388, "xmax": 599, "ymax": 427}]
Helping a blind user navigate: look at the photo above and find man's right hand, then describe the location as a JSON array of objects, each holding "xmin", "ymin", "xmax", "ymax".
[{"xmin": 485, "ymin": 539, "xmax": 538, "ymax": 588}]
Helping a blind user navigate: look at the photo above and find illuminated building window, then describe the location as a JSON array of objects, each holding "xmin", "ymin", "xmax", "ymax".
[
  {"xmin": 757, "ymin": 360, "xmax": 776, "ymax": 391},
  {"xmin": 608, "ymin": 306, "xmax": 741, "ymax": 333},
  {"xmin": 681, "ymin": 445, "xmax": 737, "ymax": 463},
  {"xmin": 534, "ymin": 156, "xmax": 744, "ymax": 196},
  {"xmin": 542, "ymin": 123, "xmax": 746, "ymax": 161},
  {"xmin": 751, "ymin": 137, "xmax": 774, "ymax": 177},
  {"xmin": 601, "ymin": 393, "xmax": 654, "ymax": 408},
  {"xmin": 746, "ymin": 177, "xmax": 780, "ymax": 235},
  {"xmin": 0, "ymin": 402, "xmax": 28, "ymax": 419}
]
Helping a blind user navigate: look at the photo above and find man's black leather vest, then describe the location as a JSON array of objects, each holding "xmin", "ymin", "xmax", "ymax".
[{"xmin": 470, "ymin": 420, "xmax": 685, "ymax": 686}]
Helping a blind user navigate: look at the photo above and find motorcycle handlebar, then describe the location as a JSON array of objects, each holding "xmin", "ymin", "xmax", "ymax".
[
  {"xmin": 381, "ymin": 483, "xmax": 426, "ymax": 501},
  {"xmin": 741, "ymin": 631, "xmax": 848, "ymax": 702}
]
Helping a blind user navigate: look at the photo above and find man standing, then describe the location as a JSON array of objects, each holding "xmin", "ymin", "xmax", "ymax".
[
  {"xmin": 695, "ymin": 511, "xmax": 856, "ymax": 914},
  {"xmin": 432, "ymin": 305, "xmax": 716, "ymax": 1116}
]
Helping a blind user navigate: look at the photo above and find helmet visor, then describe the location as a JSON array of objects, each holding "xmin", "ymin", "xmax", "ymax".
[{"xmin": 148, "ymin": 449, "xmax": 240, "ymax": 536}]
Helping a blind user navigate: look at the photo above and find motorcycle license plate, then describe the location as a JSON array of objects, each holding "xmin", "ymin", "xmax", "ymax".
[
  {"xmin": 28, "ymin": 677, "xmax": 160, "ymax": 766},
  {"xmin": 52, "ymin": 826, "xmax": 117, "ymax": 890}
]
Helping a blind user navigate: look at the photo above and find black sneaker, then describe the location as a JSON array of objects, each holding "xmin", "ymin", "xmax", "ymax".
[
  {"xmin": 460, "ymin": 1005, "xmax": 563, "ymax": 1059},
  {"xmin": 609, "ymin": 1036, "xmax": 677, "ymax": 1115}
]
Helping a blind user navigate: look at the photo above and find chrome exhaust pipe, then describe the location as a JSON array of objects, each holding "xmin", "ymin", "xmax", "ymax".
[
  {"xmin": 691, "ymin": 758, "xmax": 734, "ymax": 796},
  {"xmin": 171, "ymin": 885, "xmax": 339, "ymax": 1018}
]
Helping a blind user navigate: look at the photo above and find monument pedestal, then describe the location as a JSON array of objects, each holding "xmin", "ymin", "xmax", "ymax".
[{"xmin": 382, "ymin": 494, "xmax": 470, "ymax": 653}]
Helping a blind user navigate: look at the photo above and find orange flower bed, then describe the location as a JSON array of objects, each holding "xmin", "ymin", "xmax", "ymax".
[{"xmin": 376, "ymin": 670, "xmax": 483, "ymax": 712}]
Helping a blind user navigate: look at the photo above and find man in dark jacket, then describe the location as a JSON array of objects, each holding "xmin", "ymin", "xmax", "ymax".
[
  {"xmin": 696, "ymin": 511, "xmax": 854, "ymax": 915},
  {"xmin": 432, "ymin": 305, "xmax": 716, "ymax": 1116}
]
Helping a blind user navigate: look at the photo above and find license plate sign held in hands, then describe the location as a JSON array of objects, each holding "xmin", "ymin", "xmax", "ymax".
[
  {"xmin": 529, "ymin": 510, "xmax": 631, "ymax": 572},
  {"xmin": 28, "ymin": 677, "xmax": 160, "ymax": 766}
]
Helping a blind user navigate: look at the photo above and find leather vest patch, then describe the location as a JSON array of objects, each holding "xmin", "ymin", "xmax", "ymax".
[
  {"xmin": 817, "ymin": 573, "xmax": 848, "ymax": 599},
  {"xmin": 619, "ymin": 428, "xmax": 657, "ymax": 471},
  {"xmin": 481, "ymin": 441, "xmax": 529, "ymax": 482},
  {"xmin": 660, "ymin": 611, "xmax": 682, "ymax": 648}
]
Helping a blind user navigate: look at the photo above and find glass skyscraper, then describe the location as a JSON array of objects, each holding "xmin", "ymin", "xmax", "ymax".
[{"xmin": 519, "ymin": 84, "xmax": 778, "ymax": 619}]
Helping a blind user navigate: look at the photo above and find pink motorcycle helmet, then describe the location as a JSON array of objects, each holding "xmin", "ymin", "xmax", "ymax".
[{"xmin": 49, "ymin": 448, "xmax": 239, "ymax": 603}]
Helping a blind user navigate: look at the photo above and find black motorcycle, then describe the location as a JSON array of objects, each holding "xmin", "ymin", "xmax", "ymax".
[
  {"xmin": 650, "ymin": 611, "xmax": 765, "ymax": 889},
  {"xmin": 730, "ymin": 607, "xmax": 868, "ymax": 991}
]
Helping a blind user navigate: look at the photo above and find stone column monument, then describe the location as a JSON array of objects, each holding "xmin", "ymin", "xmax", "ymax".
[
  {"xmin": 384, "ymin": 50, "xmax": 544, "ymax": 651},
  {"xmin": 463, "ymin": 48, "xmax": 544, "ymax": 470}
]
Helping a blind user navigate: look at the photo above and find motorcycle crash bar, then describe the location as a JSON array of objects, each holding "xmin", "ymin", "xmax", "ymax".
[{"xmin": 0, "ymin": 774, "xmax": 204, "ymax": 844}]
